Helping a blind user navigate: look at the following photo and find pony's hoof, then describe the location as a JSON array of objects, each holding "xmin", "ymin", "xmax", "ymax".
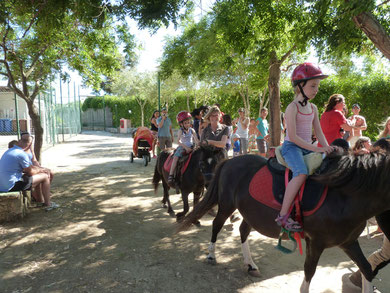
[
  {"xmin": 193, "ymin": 220, "xmax": 201, "ymax": 227},
  {"xmin": 247, "ymin": 265, "xmax": 261, "ymax": 278},
  {"xmin": 168, "ymin": 210, "xmax": 175, "ymax": 217},
  {"xmin": 206, "ymin": 256, "xmax": 216, "ymax": 265},
  {"xmin": 161, "ymin": 203, "xmax": 168, "ymax": 208},
  {"xmin": 176, "ymin": 213, "xmax": 185, "ymax": 222}
]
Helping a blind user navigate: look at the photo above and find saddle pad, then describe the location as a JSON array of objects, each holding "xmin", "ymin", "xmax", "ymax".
[
  {"xmin": 275, "ymin": 146, "xmax": 323, "ymax": 176},
  {"xmin": 163, "ymin": 152, "xmax": 193, "ymax": 175},
  {"xmin": 249, "ymin": 165, "xmax": 328, "ymax": 216}
]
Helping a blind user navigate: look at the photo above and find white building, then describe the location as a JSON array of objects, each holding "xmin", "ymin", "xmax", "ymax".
[{"xmin": 0, "ymin": 86, "xmax": 31, "ymax": 133}]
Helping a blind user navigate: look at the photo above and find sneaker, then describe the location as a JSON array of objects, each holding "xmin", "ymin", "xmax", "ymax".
[
  {"xmin": 45, "ymin": 202, "xmax": 60, "ymax": 211},
  {"xmin": 153, "ymin": 155, "xmax": 157, "ymax": 158},
  {"xmin": 35, "ymin": 202, "xmax": 45, "ymax": 207}
]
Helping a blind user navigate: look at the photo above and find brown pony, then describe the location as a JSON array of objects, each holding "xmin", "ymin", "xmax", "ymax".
[
  {"xmin": 152, "ymin": 145, "xmax": 226, "ymax": 222},
  {"xmin": 178, "ymin": 152, "xmax": 390, "ymax": 293}
]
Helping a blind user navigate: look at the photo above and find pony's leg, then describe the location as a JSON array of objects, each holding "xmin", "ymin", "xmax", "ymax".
[
  {"xmin": 300, "ymin": 238, "xmax": 324, "ymax": 293},
  {"xmin": 193, "ymin": 190, "xmax": 201, "ymax": 207},
  {"xmin": 239, "ymin": 220, "xmax": 260, "ymax": 277},
  {"xmin": 176, "ymin": 191, "xmax": 190, "ymax": 222},
  {"xmin": 207, "ymin": 208, "xmax": 234, "ymax": 265},
  {"xmin": 341, "ymin": 240, "xmax": 374, "ymax": 293},
  {"xmin": 162, "ymin": 181, "xmax": 175, "ymax": 217},
  {"xmin": 191, "ymin": 191, "xmax": 202, "ymax": 226}
]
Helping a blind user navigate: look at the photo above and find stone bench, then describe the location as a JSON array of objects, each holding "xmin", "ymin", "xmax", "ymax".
[{"xmin": 0, "ymin": 190, "xmax": 31, "ymax": 223}]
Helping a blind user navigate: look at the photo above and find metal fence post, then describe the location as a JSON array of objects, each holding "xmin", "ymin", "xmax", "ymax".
[
  {"xmin": 115, "ymin": 104, "xmax": 118, "ymax": 128},
  {"xmin": 103, "ymin": 96, "xmax": 106, "ymax": 131},
  {"xmin": 78, "ymin": 85, "xmax": 82, "ymax": 133},
  {"xmin": 67, "ymin": 81, "xmax": 71, "ymax": 136},
  {"xmin": 59, "ymin": 74, "xmax": 64, "ymax": 142},
  {"xmin": 14, "ymin": 93, "xmax": 20, "ymax": 139},
  {"xmin": 74, "ymin": 82, "xmax": 77, "ymax": 134},
  {"xmin": 50, "ymin": 86, "xmax": 54, "ymax": 145}
]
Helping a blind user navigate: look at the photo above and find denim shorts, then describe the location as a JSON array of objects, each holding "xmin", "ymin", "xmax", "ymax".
[
  {"xmin": 174, "ymin": 146, "xmax": 187, "ymax": 158},
  {"xmin": 281, "ymin": 140, "xmax": 312, "ymax": 177}
]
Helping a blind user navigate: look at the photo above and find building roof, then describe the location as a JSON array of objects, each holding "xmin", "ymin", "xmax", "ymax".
[{"xmin": 0, "ymin": 86, "xmax": 13, "ymax": 93}]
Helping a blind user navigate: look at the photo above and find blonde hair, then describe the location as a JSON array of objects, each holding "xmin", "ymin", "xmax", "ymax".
[
  {"xmin": 203, "ymin": 106, "xmax": 221, "ymax": 122},
  {"xmin": 352, "ymin": 136, "xmax": 370, "ymax": 152},
  {"xmin": 378, "ymin": 117, "xmax": 390, "ymax": 139}
]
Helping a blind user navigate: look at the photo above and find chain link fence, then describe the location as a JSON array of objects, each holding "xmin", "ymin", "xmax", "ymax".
[{"xmin": 0, "ymin": 84, "xmax": 82, "ymax": 153}]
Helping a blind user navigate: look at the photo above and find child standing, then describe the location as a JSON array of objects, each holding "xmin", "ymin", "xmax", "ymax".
[
  {"xmin": 232, "ymin": 133, "xmax": 240, "ymax": 157},
  {"xmin": 276, "ymin": 63, "xmax": 334, "ymax": 232},
  {"xmin": 248, "ymin": 118, "xmax": 260, "ymax": 153},
  {"xmin": 233, "ymin": 108, "xmax": 249, "ymax": 155},
  {"xmin": 168, "ymin": 111, "xmax": 199, "ymax": 187}
]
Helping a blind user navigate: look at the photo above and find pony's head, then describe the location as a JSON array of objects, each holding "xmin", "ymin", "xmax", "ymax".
[{"xmin": 197, "ymin": 145, "xmax": 227, "ymax": 184}]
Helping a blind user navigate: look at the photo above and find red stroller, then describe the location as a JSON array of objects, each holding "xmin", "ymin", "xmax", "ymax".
[{"xmin": 130, "ymin": 127, "xmax": 154, "ymax": 166}]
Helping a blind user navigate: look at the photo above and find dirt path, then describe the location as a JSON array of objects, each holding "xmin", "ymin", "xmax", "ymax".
[{"xmin": 0, "ymin": 131, "xmax": 388, "ymax": 293}]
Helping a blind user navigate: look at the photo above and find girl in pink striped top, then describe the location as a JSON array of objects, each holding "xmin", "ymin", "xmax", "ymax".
[{"xmin": 276, "ymin": 63, "xmax": 335, "ymax": 232}]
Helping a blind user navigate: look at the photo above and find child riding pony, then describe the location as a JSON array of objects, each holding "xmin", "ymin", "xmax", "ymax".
[{"xmin": 168, "ymin": 111, "xmax": 199, "ymax": 187}]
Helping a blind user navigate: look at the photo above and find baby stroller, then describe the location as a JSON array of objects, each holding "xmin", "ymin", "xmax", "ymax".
[{"xmin": 130, "ymin": 127, "xmax": 153, "ymax": 166}]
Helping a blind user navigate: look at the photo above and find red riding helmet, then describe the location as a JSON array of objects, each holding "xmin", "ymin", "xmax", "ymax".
[
  {"xmin": 291, "ymin": 63, "xmax": 328, "ymax": 86},
  {"xmin": 176, "ymin": 111, "xmax": 192, "ymax": 123}
]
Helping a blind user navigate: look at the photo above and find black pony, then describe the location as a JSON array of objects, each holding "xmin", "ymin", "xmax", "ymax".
[
  {"xmin": 178, "ymin": 152, "xmax": 390, "ymax": 293},
  {"xmin": 153, "ymin": 145, "xmax": 226, "ymax": 222}
]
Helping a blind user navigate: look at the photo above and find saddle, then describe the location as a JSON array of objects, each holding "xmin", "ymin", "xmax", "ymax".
[
  {"xmin": 163, "ymin": 151, "xmax": 193, "ymax": 182},
  {"xmin": 249, "ymin": 156, "xmax": 330, "ymax": 217}
]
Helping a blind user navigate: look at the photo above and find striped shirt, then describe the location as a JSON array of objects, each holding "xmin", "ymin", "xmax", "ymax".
[{"xmin": 285, "ymin": 103, "xmax": 314, "ymax": 144}]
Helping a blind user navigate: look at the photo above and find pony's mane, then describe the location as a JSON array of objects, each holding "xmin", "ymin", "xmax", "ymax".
[
  {"xmin": 315, "ymin": 152, "xmax": 390, "ymax": 193},
  {"xmin": 195, "ymin": 145, "xmax": 223, "ymax": 153}
]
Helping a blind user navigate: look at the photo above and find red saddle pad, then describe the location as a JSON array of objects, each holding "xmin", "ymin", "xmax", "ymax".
[
  {"xmin": 249, "ymin": 166, "xmax": 328, "ymax": 216},
  {"xmin": 249, "ymin": 166, "xmax": 281, "ymax": 210},
  {"xmin": 163, "ymin": 152, "xmax": 193, "ymax": 175}
]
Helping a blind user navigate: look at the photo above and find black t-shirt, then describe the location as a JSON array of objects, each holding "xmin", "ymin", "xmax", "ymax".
[{"xmin": 201, "ymin": 124, "xmax": 229, "ymax": 142}]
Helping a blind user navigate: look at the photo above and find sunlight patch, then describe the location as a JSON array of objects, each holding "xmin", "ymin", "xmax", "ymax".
[
  {"xmin": 2, "ymin": 259, "xmax": 56, "ymax": 280},
  {"xmin": 11, "ymin": 220, "xmax": 105, "ymax": 246},
  {"xmin": 98, "ymin": 196, "xmax": 154, "ymax": 212}
]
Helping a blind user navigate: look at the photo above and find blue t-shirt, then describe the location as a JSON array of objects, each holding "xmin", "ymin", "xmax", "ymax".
[
  {"xmin": 256, "ymin": 118, "xmax": 269, "ymax": 139},
  {"xmin": 233, "ymin": 140, "xmax": 240, "ymax": 152},
  {"xmin": 156, "ymin": 116, "xmax": 172, "ymax": 137},
  {"xmin": 0, "ymin": 146, "xmax": 32, "ymax": 192}
]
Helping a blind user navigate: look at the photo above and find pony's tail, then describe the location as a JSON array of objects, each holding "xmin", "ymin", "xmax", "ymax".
[
  {"xmin": 152, "ymin": 161, "xmax": 161, "ymax": 193},
  {"xmin": 176, "ymin": 160, "xmax": 227, "ymax": 233}
]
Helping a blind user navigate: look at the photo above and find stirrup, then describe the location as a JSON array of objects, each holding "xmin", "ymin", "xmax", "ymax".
[
  {"xmin": 275, "ymin": 214, "xmax": 303, "ymax": 232},
  {"xmin": 167, "ymin": 174, "xmax": 175, "ymax": 187}
]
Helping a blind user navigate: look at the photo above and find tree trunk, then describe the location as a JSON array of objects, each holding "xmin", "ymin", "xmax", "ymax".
[
  {"xmin": 25, "ymin": 99, "xmax": 44, "ymax": 162},
  {"xmin": 239, "ymin": 91, "xmax": 247, "ymax": 112},
  {"xmin": 141, "ymin": 104, "xmax": 145, "ymax": 127},
  {"xmin": 186, "ymin": 94, "xmax": 190, "ymax": 112},
  {"xmin": 353, "ymin": 11, "xmax": 390, "ymax": 61},
  {"xmin": 194, "ymin": 91, "xmax": 197, "ymax": 108},
  {"xmin": 245, "ymin": 87, "xmax": 251, "ymax": 117},
  {"xmin": 258, "ymin": 87, "xmax": 268, "ymax": 117},
  {"xmin": 268, "ymin": 52, "xmax": 282, "ymax": 147}
]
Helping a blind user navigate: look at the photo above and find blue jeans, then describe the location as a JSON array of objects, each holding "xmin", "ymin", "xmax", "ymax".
[{"xmin": 281, "ymin": 140, "xmax": 312, "ymax": 178}]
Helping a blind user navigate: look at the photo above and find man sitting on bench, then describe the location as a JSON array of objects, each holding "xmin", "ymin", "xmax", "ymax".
[{"xmin": 0, "ymin": 133, "xmax": 58, "ymax": 211}]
